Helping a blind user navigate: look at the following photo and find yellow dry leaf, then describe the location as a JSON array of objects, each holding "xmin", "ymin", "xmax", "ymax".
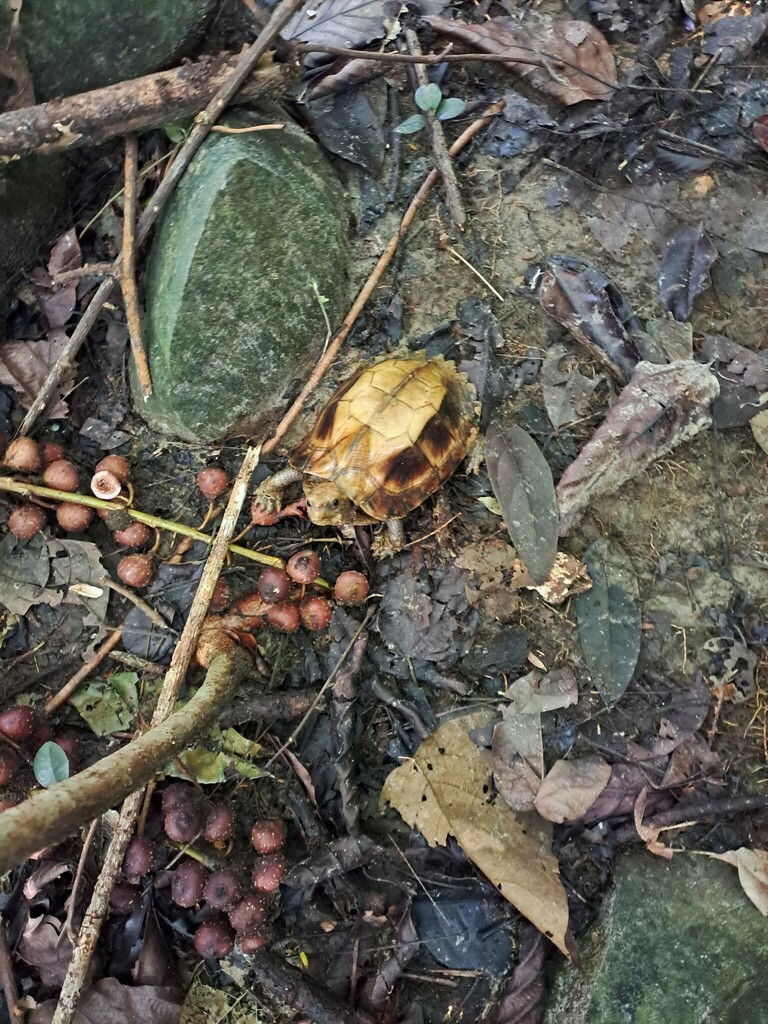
[
  {"xmin": 708, "ymin": 848, "xmax": 768, "ymax": 916},
  {"xmin": 379, "ymin": 714, "xmax": 570, "ymax": 956}
]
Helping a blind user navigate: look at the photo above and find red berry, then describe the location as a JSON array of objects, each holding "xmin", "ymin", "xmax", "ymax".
[
  {"xmin": 250, "ymin": 819, "xmax": 286, "ymax": 855},
  {"xmin": 196, "ymin": 467, "xmax": 229, "ymax": 499},
  {"xmin": 266, "ymin": 601, "xmax": 300, "ymax": 634},
  {"xmin": 123, "ymin": 836, "xmax": 156, "ymax": 880},
  {"xmin": 333, "ymin": 571, "xmax": 369, "ymax": 605},
  {"xmin": 0, "ymin": 746, "xmax": 20, "ymax": 785},
  {"xmin": 55, "ymin": 503, "xmax": 94, "ymax": 532},
  {"xmin": 204, "ymin": 870, "xmax": 242, "ymax": 910},
  {"xmin": 54, "ymin": 734, "xmax": 80, "ymax": 770},
  {"xmin": 0, "ymin": 706, "xmax": 35, "ymax": 742},
  {"xmin": 161, "ymin": 782, "xmax": 194, "ymax": 815},
  {"xmin": 117, "ymin": 553, "xmax": 154, "ymax": 588},
  {"xmin": 203, "ymin": 804, "xmax": 234, "ymax": 844},
  {"xmin": 3, "ymin": 437, "xmax": 42, "ymax": 473},
  {"xmin": 95, "ymin": 455, "xmax": 130, "ymax": 483},
  {"xmin": 194, "ymin": 919, "xmax": 234, "ymax": 958},
  {"xmin": 210, "ymin": 578, "xmax": 230, "ymax": 612},
  {"xmin": 164, "ymin": 803, "xmax": 202, "ymax": 844},
  {"xmin": 239, "ymin": 932, "xmax": 268, "ymax": 953},
  {"xmin": 251, "ymin": 853, "xmax": 286, "ymax": 893},
  {"xmin": 299, "ymin": 595, "xmax": 332, "ymax": 631},
  {"xmin": 7, "ymin": 504, "xmax": 46, "ymax": 541},
  {"xmin": 228, "ymin": 894, "xmax": 268, "ymax": 936},
  {"xmin": 286, "ymin": 549, "xmax": 321, "ymax": 584},
  {"xmin": 42, "ymin": 459, "xmax": 79, "ymax": 492},
  {"xmin": 112, "ymin": 522, "xmax": 151, "ymax": 549},
  {"xmin": 27, "ymin": 724, "xmax": 54, "ymax": 753},
  {"xmin": 171, "ymin": 860, "xmax": 208, "ymax": 908},
  {"xmin": 40, "ymin": 442, "xmax": 65, "ymax": 466},
  {"xmin": 257, "ymin": 567, "xmax": 291, "ymax": 604}
]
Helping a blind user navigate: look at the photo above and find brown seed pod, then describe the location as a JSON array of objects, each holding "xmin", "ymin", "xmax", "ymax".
[
  {"xmin": 162, "ymin": 782, "xmax": 195, "ymax": 815},
  {"xmin": 27, "ymin": 724, "xmax": 54, "ymax": 753},
  {"xmin": 0, "ymin": 745, "xmax": 20, "ymax": 784},
  {"xmin": 90, "ymin": 470, "xmax": 122, "ymax": 500},
  {"xmin": 228, "ymin": 893, "xmax": 269, "ymax": 936},
  {"xmin": 333, "ymin": 571, "xmax": 370, "ymax": 605},
  {"xmin": 3, "ymin": 437, "xmax": 42, "ymax": 473},
  {"xmin": 239, "ymin": 932, "xmax": 269, "ymax": 953},
  {"xmin": 265, "ymin": 601, "xmax": 300, "ymax": 634},
  {"xmin": 55, "ymin": 734, "xmax": 80, "ymax": 770},
  {"xmin": 117, "ymin": 553, "xmax": 154, "ymax": 588},
  {"xmin": 123, "ymin": 836, "xmax": 156, "ymax": 880},
  {"xmin": 299, "ymin": 596, "xmax": 332, "ymax": 631},
  {"xmin": 55, "ymin": 503, "xmax": 95, "ymax": 532},
  {"xmin": 257, "ymin": 567, "xmax": 291, "ymax": 604},
  {"xmin": 164, "ymin": 802, "xmax": 203, "ymax": 844},
  {"xmin": 204, "ymin": 870, "xmax": 242, "ymax": 910},
  {"xmin": 203, "ymin": 804, "xmax": 234, "ymax": 844},
  {"xmin": 210, "ymin": 578, "xmax": 231, "ymax": 613},
  {"xmin": 196, "ymin": 466, "xmax": 229, "ymax": 499},
  {"xmin": 286, "ymin": 549, "xmax": 321, "ymax": 585},
  {"xmin": 110, "ymin": 883, "xmax": 140, "ymax": 914},
  {"xmin": 194, "ymin": 919, "xmax": 234, "ymax": 958},
  {"xmin": 95, "ymin": 454, "xmax": 130, "ymax": 484},
  {"xmin": 112, "ymin": 521, "xmax": 151, "ymax": 549},
  {"xmin": 250, "ymin": 819, "xmax": 286, "ymax": 855},
  {"xmin": 171, "ymin": 859, "xmax": 208, "ymax": 907},
  {"xmin": 0, "ymin": 706, "xmax": 35, "ymax": 742},
  {"xmin": 40, "ymin": 441, "xmax": 65, "ymax": 466},
  {"xmin": 251, "ymin": 853, "xmax": 286, "ymax": 893},
  {"xmin": 42, "ymin": 459, "xmax": 79, "ymax": 493},
  {"xmin": 7, "ymin": 504, "xmax": 47, "ymax": 541}
]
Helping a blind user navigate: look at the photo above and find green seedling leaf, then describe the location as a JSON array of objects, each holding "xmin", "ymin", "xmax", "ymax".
[
  {"xmin": 415, "ymin": 83, "xmax": 442, "ymax": 112},
  {"xmin": 69, "ymin": 672, "xmax": 138, "ymax": 736},
  {"xmin": 163, "ymin": 121, "xmax": 187, "ymax": 144},
  {"xmin": 485, "ymin": 420, "xmax": 559, "ymax": 584},
  {"xmin": 34, "ymin": 741, "xmax": 70, "ymax": 787},
  {"xmin": 396, "ymin": 113, "xmax": 427, "ymax": 134},
  {"xmin": 436, "ymin": 97, "xmax": 466, "ymax": 121},
  {"xmin": 572, "ymin": 538, "xmax": 640, "ymax": 706}
]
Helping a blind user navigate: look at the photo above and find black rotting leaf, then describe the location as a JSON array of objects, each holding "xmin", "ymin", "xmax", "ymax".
[
  {"xmin": 572, "ymin": 537, "xmax": 640, "ymax": 706},
  {"xmin": 122, "ymin": 561, "xmax": 201, "ymax": 662},
  {"xmin": 534, "ymin": 255, "xmax": 641, "ymax": 383},
  {"xmin": 411, "ymin": 883, "xmax": 512, "ymax": 973},
  {"xmin": 283, "ymin": 0, "xmax": 447, "ymax": 51},
  {"xmin": 306, "ymin": 86, "xmax": 387, "ymax": 175},
  {"xmin": 658, "ymin": 223, "xmax": 718, "ymax": 321},
  {"xmin": 485, "ymin": 420, "xmax": 558, "ymax": 585}
]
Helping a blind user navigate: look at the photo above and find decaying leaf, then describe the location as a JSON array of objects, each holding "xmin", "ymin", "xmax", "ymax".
[
  {"xmin": 541, "ymin": 343, "xmax": 599, "ymax": 430},
  {"xmin": 708, "ymin": 848, "xmax": 768, "ymax": 916},
  {"xmin": 658, "ymin": 223, "xmax": 718, "ymax": 321},
  {"xmin": 556, "ymin": 360, "xmax": 720, "ymax": 535},
  {"xmin": 29, "ymin": 978, "xmax": 182, "ymax": 1024},
  {"xmin": 69, "ymin": 672, "xmax": 139, "ymax": 736},
  {"xmin": 424, "ymin": 14, "xmax": 616, "ymax": 104},
  {"xmin": 0, "ymin": 332, "xmax": 74, "ymax": 418},
  {"xmin": 533, "ymin": 756, "xmax": 611, "ymax": 823},
  {"xmin": 485, "ymin": 420, "xmax": 558, "ymax": 585},
  {"xmin": 572, "ymin": 538, "xmax": 640, "ymax": 706},
  {"xmin": 283, "ymin": 0, "xmax": 447, "ymax": 50},
  {"xmin": 380, "ymin": 713, "xmax": 571, "ymax": 955},
  {"xmin": 510, "ymin": 551, "xmax": 592, "ymax": 605},
  {"xmin": 633, "ymin": 789, "xmax": 674, "ymax": 860},
  {"xmin": 0, "ymin": 0, "xmax": 34, "ymax": 110}
]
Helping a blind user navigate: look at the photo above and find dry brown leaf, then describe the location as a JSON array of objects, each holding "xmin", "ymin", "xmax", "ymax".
[
  {"xmin": 633, "ymin": 789, "xmax": 674, "ymax": 860},
  {"xmin": 0, "ymin": 1, "xmax": 34, "ymax": 110},
  {"xmin": 424, "ymin": 14, "xmax": 617, "ymax": 105},
  {"xmin": 708, "ymin": 848, "xmax": 768, "ymax": 915},
  {"xmin": 380, "ymin": 714, "xmax": 570, "ymax": 955},
  {"xmin": 493, "ymin": 701, "xmax": 544, "ymax": 812},
  {"xmin": 0, "ymin": 332, "xmax": 73, "ymax": 417},
  {"xmin": 511, "ymin": 552, "xmax": 592, "ymax": 604},
  {"xmin": 533, "ymin": 756, "xmax": 612, "ymax": 823}
]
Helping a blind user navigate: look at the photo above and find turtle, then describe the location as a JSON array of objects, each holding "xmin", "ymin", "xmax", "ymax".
[{"xmin": 254, "ymin": 350, "xmax": 479, "ymax": 554}]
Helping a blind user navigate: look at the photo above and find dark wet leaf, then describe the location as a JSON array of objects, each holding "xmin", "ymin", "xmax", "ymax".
[
  {"xmin": 0, "ymin": 534, "xmax": 51, "ymax": 615},
  {"xmin": 658, "ymin": 223, "xmax": 718, "ymax": 321},
  {"xmin": 306, "ymin": 85, "xmax": 387, "ymax": 174},
  {"xmin": 29, "ymin": 978, "xmax": 182, "ymax": 1024},
  {"xmin": 701, "ymin": 11, "xmax": 768, "ymax": 63},
  {"xmin": 572, "ymin": 538, "xmax": 640, "ymax": 705},
  {"xmin": 424, "ymin": 14, "xmax": 617, "ymax": 104},
  {"xmin": 395, "ymin": 113, "xmax": 426, "ymax": 135},
  {"xmin": 362, "ymin": 910, "xmax": 420, "ymax": 1011},
  {"xmin": 489, "ymin": 922, "xmax": 545, "ymax": 1024},
  {"xmin": 541, "ymin": 343, "xmax": 599, "ymax": 429},
  {"xmin": 412, "ymin": 884, "xmax": 512, "ymax": 973},
  {"xmin": 556, "ymin": 360, "xmax": 719, "ymax": 535},
  {"xmin": 34, "ymin": 742, "xmax": 70, "ymax": 787},
  {"xmin": 19, "ymin": 914, "xmax": 72, "ymax": 988},
  {"xmin": 581, "ymin": 762, "xmax": 650, "ymax": 823},
  {"xmin": 122, "ymin": 561, "xmax": 200, "ymax": 662},
  {"xmin": 700, "ymin": 334, "xmax": 768, "ymax": 428},
  {"xmin": 535, "ymin": 254, "xmax": 641, "ymax": 383},
  {"xmin": 283, "ymin": 0, "xmax": 447, "ymax": 49},
  {"xmin": 485, "ymin": 420, "xmax": 558, "ymax": 584},
  {"xmin": 283, "ymin": 836, "xmax": 380, "ymax": 891}
]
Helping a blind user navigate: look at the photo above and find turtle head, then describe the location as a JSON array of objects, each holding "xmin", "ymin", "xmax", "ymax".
[{"xmin": 304, "ymin": 481, "xmax": 355, "ymax": 526}]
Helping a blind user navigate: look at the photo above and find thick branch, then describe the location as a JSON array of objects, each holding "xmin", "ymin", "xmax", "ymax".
[
  {"xmin": 0, "ymin": 52, "xmax": 289, "ymax": 160},
  {"xmin": 0, "ymin": 648, "xmax": 251, "ymax": 875}
]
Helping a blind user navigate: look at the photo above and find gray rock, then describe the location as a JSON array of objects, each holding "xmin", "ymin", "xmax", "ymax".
[
  {"xmin": 544, "ymin": 851, "xmax": 768, "ymax": 1024},
  {"xmin": 15, "ymin": 0, "xmax": 216, "ymax": 101},
  {"xmin": 136, "ymin": 111, "xmax": 348, "ymax": 442}
]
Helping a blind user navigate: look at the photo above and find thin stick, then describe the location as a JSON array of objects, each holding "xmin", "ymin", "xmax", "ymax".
[
  {"xmin": 43, "ymin": 629, "xmax": 124, "ymax": 717},
  {"xmin": 122, "ymin": 134, "xmax": 151, "ymax": 397},
  {"xmin": 18, "ymin": 0, "xmax": 307, "ymax": 436},
  {"xmin": 100, "ymin": 577, "xmax": 169, "ymax": 629},
  {"xmin": 51, "ymin": 263, "xmax": 117, "ymax": 285},
  {"xmin": 405, "ymin": 28, "xmax": 465, "ymax": 230},
  {"xmin": 65, "ymin": 817, "xmax": 100, "ymax": 943},
  {"xmin": 0, "ymin": 916, "xmax": 21, "ymax": 1024},
  {"xmin": 262, "ymin": 98, "xmax": 504, "ymax": 455},
  {"xmin": 50, "ymin": 448, "xmax": 260, "ymax": 1024}
]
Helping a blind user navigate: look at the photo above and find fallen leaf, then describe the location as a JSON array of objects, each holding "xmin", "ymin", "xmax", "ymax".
[
  {"xmin": 380, "ymin": 714, "xmax": 570, "ymax": 955},
  {"xmin": 424, "ymin": 14, "xmax": 617, "ymax": 104},
  {"xmin": 29, "ymin": 978, "xmax": 182, "ymax": 1024},
  {"xmin": 485, "ymin": 420, "xmax": 558, "ymax": 585},
  {"xmin": 541, "ymin": 343, "xmax": 599, "ymax": 430},
  {"xmin": 709, "ymin": 848, "xmax": 768, "ymax": 915},
  {"xmin": 658, "ymin": 223, "xmax": 718, "ymax": 321},
  {"xmin": 0, "ymin": 4, "xmax": 34, "ymax": 109},
  {"xmin": 511, "ymin": 551, "xmax": 592, "ymax": 605},
  {"xmin": 572, "ymin": 537, "xmax": 640, "ymax": 706},
  {"xmin": 19, "ymin": 914, "xmax": 72, "ymax": 988},
  {"xmin": 751, "ymin": 407, "xmax": 768, "ymax": 454},
  {"xmin": 533, "ymin": 756, "xmax": 611, "ymax": 823},
  {"xmin": 556, "ymin": 360, "xmax": 719, "ymax": 535},
  {"xmin": 0, "ymin": 332, "xmax": 74, "ymax": 418},
  {"xmin": 489, "ymin": 922, "xmax": 546, "ymax": 1024},
  {"xmin": 69, "ymin": 672, "xmax": 139, "ymax": 736},
  {"xmin": 283, "ymin": 0, "xmax": 448, "ymax": 50},
  {"xmin": 633, "ymin": 789, "xmax": 674, "ymax": 860}
]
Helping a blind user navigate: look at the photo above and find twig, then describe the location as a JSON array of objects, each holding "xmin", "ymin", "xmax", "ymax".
[
  {"xmin": 100, "ymin": 577, "xmax": 169, "ymax": 629},
  {"xmin": 210, "ymin": 121, "xmax": 284, "ymax": 134},
  {"xmin": 49, "ymin": 446, "xmax": 261, "ymax": 1024},
  {"xmin": 0, "ymin": 916, "xmax": 22, "ymax": 1024},
  {"xmin": 444, "ymin": 244, "xmax": 503, "ymax": 299},
  {"xmin": 405, "ymin": 29, "xmax": 465, "ymax": 230},
  {"xmin": 43, "ymin": 628, "xmax": 124, "ymax": 717},
  {"xmin": 614, "ymin": 792, "xmax": 768, "ymax": 845},
  {"xmin": 51, "ymin": 262, "xmax": 117, "ymax": 285},
  {"xmin": 65, "ymin": 817, "xmax": 100, "ymax": 943},
  {"xmin": 122, "ymin": 134, "xmax": 151, "ymax": 398},
  {"xmin": 18, "ymin": 0, "xmax": 307, "ymax": 436},
  {"xmin": 262, "ymin": 98, "xmax": 504, "ymax": 455}
]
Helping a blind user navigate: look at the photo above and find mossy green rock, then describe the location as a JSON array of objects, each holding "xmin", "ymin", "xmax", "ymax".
[
  {"xmin": 544, "ymin": 852, "xmax": 768, "ymax": 1024},
  {"xmin": 136, "ymin": 114, "xmax": 348, "ymax": 442},
  {"xmin": 15, "ymin": 0, "xmax": 215, "ymax": 101}
]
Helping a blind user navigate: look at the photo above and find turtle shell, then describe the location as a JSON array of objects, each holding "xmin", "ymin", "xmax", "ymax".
[{"xmin": 289, "ymin": 351, "xmax": 478, "ymax": 521}]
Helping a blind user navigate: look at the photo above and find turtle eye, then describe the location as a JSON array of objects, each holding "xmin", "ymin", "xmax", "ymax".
[
  {"xmin": 306, "ymin": 498, "xmax": 312, "ymax": 507},
  {"xmin": 329, "ymin": 498, "xmax": 339, "ymax": 509}
]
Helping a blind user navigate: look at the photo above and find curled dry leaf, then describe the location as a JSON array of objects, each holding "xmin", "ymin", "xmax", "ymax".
[
  {"xmin": 709, "ymin": 848, "xmax": 768, "ymax": 916},
  {"xmin": 380, "ymin": 712, "xmax": 571, "ymax": 955},
  {"xmin": 424, "ymin": 14, "xmax": 617, "ymax": 104},
  {"xmin": 0, "ymin": 333, "xmax": 74, "ymax": 418},
  {"xmin": 533, "ymin": 756, "xmax": 612, "ymax": 823},
  {"xmin": 633, "ymin": 789, "xmax": 674, "ymax": 860}
]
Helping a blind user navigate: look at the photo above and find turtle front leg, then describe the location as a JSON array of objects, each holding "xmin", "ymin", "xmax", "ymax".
[
  {"xmin": 371, "ymin": 517, "xmax": 405, "ymax": 559},
  {"xmin": 252, "ymin": 466, "xmax": 303, "ymax": 517}
]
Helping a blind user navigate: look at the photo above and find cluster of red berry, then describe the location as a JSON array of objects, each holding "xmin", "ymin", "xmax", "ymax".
[
  {"xmin": 114, "ymin": 781, "xmax": 288, "ymax": 956},
  {"xmin": 0, "ymin": 705, "xmax": 78, "ymax": 800}
]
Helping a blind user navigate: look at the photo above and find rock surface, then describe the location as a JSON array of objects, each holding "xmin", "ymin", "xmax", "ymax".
[
  {"xmin": 15, "ymin": 0, "xmax": 216, "ymax": 101},
  {"xmin": 544, "ymin": 851, "xmax": 768, "ymax": 1024},
  {"xmin": 136, "ymin": 111, "xmax": 348, "ymax": 443}
]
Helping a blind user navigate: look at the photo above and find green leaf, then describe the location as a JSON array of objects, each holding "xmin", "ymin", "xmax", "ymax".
[
  {"xmin": 163, "ymin": 121, "xmax": 187, "ymax": 144},
  {"xmin": 395, "ymin": 114, "xmax": 427, "ymax": 135},
  {"xmin": 69, "ymin": 672, "xmax": 139, "ymax": 736},
  {"xmin": 572, "ymin": 538, "xmax": 641, "ymax": 706},
  {"xmin": 436, "ymin": 97, "xmax": 466, "ymax": 121},
  {"xmin": 34, "ymin": 741, "xmax": 70, "ymax": 787},
  {"xmin": 414, "ymin": 83, "xmax": 442, "ymax": 112}
]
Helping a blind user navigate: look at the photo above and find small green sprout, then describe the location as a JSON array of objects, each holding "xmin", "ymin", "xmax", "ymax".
[{"xmin": 396, "ymin": 83, "xmax": 466, "ymax": 135}]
